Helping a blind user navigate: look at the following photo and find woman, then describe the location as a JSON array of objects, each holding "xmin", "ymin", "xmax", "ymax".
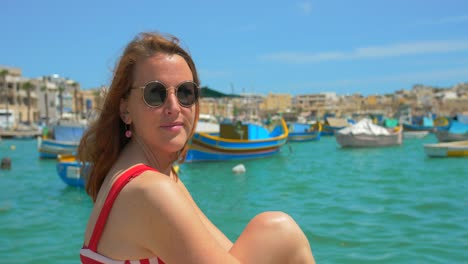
[{"xmin": 77, "ymin": 32, "xmax": 315, "ymax": 264}]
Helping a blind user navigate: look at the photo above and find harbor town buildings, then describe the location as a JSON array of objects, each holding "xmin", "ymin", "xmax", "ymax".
[{"xmin": 1, "ymin": 65, "xmax": 467, "ymax": 129}]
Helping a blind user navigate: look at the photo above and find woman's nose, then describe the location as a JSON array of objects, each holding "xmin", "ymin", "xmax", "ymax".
[{"xmin": 163, "ymin": 89, "xmax": 180, "ymax": 114}]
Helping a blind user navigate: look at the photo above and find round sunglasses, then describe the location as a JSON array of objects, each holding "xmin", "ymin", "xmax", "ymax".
[{"xmin": 131, "ymin": 80, "xmax": 199, "ymax": 108}]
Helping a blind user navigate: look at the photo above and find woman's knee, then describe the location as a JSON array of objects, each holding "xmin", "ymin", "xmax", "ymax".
[
  {"xmin": 249, "ymin": 212, "xmax": 313, "ymax": 260},
  {"xmin": 248, "ymin": 211, "xmax": 302, "ymax": 238}
]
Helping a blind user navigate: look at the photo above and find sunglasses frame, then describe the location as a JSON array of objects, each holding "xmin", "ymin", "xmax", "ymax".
[{"xmin": 131, "ymin": 80, "xmax": 199, "ymax": 108}]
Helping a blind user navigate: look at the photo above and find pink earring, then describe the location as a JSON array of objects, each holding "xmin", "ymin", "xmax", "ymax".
[{"xmin": 125, "ymin": 124, "xmax": 132, "ymax": 138}]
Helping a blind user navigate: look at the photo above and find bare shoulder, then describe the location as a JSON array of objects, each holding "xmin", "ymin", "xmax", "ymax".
[
  {"xmin": 120, "ymin": 170, "xmax": 184, "ymax": 209},
  {"xmin": 115, "ymin": 171, "xmax": 184, "ymax": 215},
  {"xmin": 113, "ymin": 170, "xmax": 236, "ymax": 263}
]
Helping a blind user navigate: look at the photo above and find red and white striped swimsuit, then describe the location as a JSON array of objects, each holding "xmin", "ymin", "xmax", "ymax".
[{"xmin": 80, "ymin": 164, "xmax": 165, "ymax": 264}]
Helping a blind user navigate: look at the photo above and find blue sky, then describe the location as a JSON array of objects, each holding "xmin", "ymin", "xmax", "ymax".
[{"xmin": 1, "ymin": 0, "xmax": 468, "ymax": 96}]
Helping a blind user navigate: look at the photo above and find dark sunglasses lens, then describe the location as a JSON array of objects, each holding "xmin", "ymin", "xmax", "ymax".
[
  {"xmin": 144, "ymin": 82, "xmax": 166, "ymax": 107},
  {"xmin": 177, "ymin": 82, "xmax": 198, "ymax": 106}
]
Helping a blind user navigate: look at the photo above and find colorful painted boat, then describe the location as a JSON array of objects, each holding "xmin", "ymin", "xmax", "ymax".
[
  {"xmin": 401, "ymin": 115, "xmax": 434, "ymax": 132},
  {"xmin": 287, "ymin": 122, "xmax": 321, "ymax": 142},
  {"xmin": 434, "ymin": 116, "xmax": 468, "ymax": 142},
  {"xmin": 55, "ymin": 155, "xmax": 180, "ymax": 188},
  {"xmin": 38, "ymin": 122, "xmax": 86, "ymax": 158},
  {"xmin": 433, "ymin": 116, "xmax": 451, "ymax": 131},
  {"xmin": 335, "ymin": 119, "xmax": 402, "ymax": 148},
  {"xmin": 38, "ymin": 137, "xmax": 79, "ymax": 158},
  {"xmin": 186, "ymin": 118, "xmax": 289, "ymax": 162},
  {"xmin": 424, "ymin": 140, "xmax": 468, "ymax": 158},
  {"xmin": 56, "ymin": 155, "xmax": 85, "ymax": 188}
]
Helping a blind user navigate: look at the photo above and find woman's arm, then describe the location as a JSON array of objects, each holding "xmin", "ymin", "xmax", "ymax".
[{"xmin": 129, "ymin": 173, "xmax": 239, "ymax": 263}]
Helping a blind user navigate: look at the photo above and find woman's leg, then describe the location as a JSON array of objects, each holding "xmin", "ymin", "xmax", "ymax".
[{"xmin": 229, "ymin": 211, "xmax": 315, "ymax": 264}]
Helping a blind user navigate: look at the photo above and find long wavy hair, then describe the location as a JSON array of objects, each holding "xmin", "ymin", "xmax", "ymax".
[{"xmin": 77, "ymin": 32, "xmax": 200, "ymax": 202}]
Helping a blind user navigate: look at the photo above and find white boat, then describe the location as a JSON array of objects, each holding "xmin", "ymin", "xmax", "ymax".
[
  {"xmin": 403, "ymin": 131, "xmax": 429, "ymax": 139},
  {"xmin": 424, "ymin": 140, "xmax": 468, "ymax": 158},
  {"xmin": 335, "ymin": 118, "xmax": 402, "ymax": 148},
  {"xmin": 195, "ymin": 114, "xmax": 220, "ymax": 133}
]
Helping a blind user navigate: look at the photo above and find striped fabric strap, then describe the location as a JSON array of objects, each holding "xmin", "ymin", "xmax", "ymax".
[{"xmin": 88, "ymin": 164, "xmax": 156, "ymax": 251}]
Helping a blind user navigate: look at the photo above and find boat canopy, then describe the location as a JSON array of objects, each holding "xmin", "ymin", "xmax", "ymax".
[{"xmin": 338, "ymin": 119, "xmax": 390, "ymax": 136}]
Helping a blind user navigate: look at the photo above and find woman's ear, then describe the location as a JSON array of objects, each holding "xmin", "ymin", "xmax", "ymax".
[{"xmin": 120, "ymin": 98, "xmax": 130, "ymax": 124}]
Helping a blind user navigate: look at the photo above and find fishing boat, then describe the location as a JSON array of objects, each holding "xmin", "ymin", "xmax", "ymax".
[
  {"xmin": 55, "ymin": 155, "xmax": 180, "ymax": 188},
  {"xmin": 287, "ymin": 122, "xmax": 321, "ymax": 142},
  {"xmin": 335, "ymin": 118, "xmax": 402, "ymax": 148},
  {"xmin": 56, "ymin": 155, "xmax": 85, "ymax": 188},
  {"xmin": 403, "ymin": 131, "xmax": 429, "ymax": 139},
  {"xmin": 38, "ymin": 122, "xmax": 86, "ymax": 158},
  {"xmin": 402, "ymin": 116, "xmax": 434, "ymax": 132},
  {"xmin": 186, "ymin": 118, "xmax": 289, "ymax": 162},
  {"xmin": 424, "ymin": 140, "xmax": 468, "ymax": 158},
  {"xmin": 321, "ymin": 117, "xmax": 353, "ymax": 136},
  {"xmin": 38, "ymin": 137, "xmax": 80, "ymax": 158},
  {"xmin": 196, "ymin": 114, "xmax": 220, "ymax": 133},
  {"xmin": 434, "ymin": 115, "xmax": 468, "ymax": 142}
]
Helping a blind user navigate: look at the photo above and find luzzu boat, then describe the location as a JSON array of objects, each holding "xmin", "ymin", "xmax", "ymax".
[
  {"xmin": 186, "ymin": 118, "xmax": 289, "ymax": 162},
  {"xmin": 38, "ymin": 137, "xmax": 80, "ymax": 159},
  {"xmin": 434, "ymin": 115, "xmax": 468, "ymax": 142},
  {"xmin": 38, "ymin": 122, "xmax": 87, "ymax": 158},
  {"xmin": 402, "ymin": 116, "xmax": 434, "ymax": 132},
  {"xmin": 287, "ymin": 122, "xmax": 321, "ymax": 142},
  {"xmin": 55, "ymin": 155, "xmax": 180, "ymax": 188},
  {"xmin": 56, "ymin": 155, "xmax": 86, "ymax": 188}
]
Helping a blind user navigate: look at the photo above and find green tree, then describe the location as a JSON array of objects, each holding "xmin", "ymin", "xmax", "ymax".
[
  {"xmin": 40, "ymin": 78, "xmax": 49, "ymax": 125},
  {"xmin": 72, "ymin": 82, "xmax": 79, "ymax": 120},
  {"xmin": 58, "ymin": 85, "xmax": 65, "ymax": 119},
  {"xmin": 0, "ymin": 69, "xmax": 10, "ymax": 127},
  {"xmin": 22, "ymin": 81, "xmax": 34, "ymax": 124}
]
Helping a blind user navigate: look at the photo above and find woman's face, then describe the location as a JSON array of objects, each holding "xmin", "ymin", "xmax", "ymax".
[{"xmin": 123, "ymin": 53, "xmax": 196, "ymax": 154}]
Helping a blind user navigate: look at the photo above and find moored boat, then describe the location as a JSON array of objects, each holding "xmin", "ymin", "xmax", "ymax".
[
  {"xmin": 287, "ymin": 122, "xmax": 321, "ymax": 142},
  {"xmin": 336, "ymin": 118, "xmax": 402, "ymax": 148},
  {"xmin": 55, "ymin": 155, "xmax": 180, "ymax": 187},
  {"xmin": 434, "ymin": 115, "xmax": 468, "ymax": 142},
  {"xmin": 401, "ymin": 115, "xmax": 434, "ymax": 132},
  {"xmin": 403, "ymin": 131, "xmax": 429, "ymax": 139},
  {"xmin": 186, "ymin": 118, "xmax": 289, "ymax": 162},
  {"xmin": 56, "ymin": 155, "xmax": 85, "ymax": 188},
  {"xmin": 38, "ymin": 137, "xmax": 80, "ymax": 158},
  {"xmin": 321, "ymin": 117, "xmax": 353, "ymax": 136},
  {"xmin": 38, "ymin": 122, "xmax": 86, "ymax": 158},
  {"xmin": 424, "ymin": 140, "xmax": 468, "ymax": 158}
]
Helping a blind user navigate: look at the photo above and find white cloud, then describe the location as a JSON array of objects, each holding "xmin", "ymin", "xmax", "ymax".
[
  {"xmin": 259, "ymin": 40, "xmax": 468, "ymax": 63},
  {"xmin": 297, "ymin": 1, "xmax": 312, "ymax": 15}
]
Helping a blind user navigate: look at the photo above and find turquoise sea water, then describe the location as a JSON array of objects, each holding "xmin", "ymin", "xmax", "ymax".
[{"xmin": 0, "ymin": 136, "xmax": 467, "ymax": 263}]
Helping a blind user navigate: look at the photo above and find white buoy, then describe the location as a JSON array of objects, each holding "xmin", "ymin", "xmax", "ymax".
[{"xmin": 232, "ymin": 164, "xmax": 246, "ymax": 174}]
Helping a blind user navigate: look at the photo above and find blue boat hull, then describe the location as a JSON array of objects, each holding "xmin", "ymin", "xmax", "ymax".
[
  {"xmin": 288, "ymin": 131, "xmax": 321, "ymax": 142},
  {"xmin": 186, "ymin": 146, "xmax": 281, "ymax": 162},
  {"xmin": 56, "ymin": 161, "xmax": 85, "ymax": 188},
  {"xmin": 185, "ymin": 119, "xmax": 289, "ymax": 162},
  {"xmin": 321, "ymin": 125, "xmax": 344, "ymax": 136},
  {"xmin": 402, "ymin": 123, "xmax": 434, "ymax": 132},
  {"xmin": 38, "ymin": 138, "xmax": 79, "ymax": 159}
]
